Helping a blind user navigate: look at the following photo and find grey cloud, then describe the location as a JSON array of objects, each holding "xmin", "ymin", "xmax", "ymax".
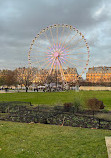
[{"xmin": 0, "ymin": 0, "xmax": 111, "ymax": 76}]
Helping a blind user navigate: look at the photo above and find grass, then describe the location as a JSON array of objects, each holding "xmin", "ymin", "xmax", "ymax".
[
  {"xmin": 95, "ymin": 113, "xmax": 111, "ymax": 121},
  {"xmin": 0, "ymin": 91, "xmax": 111, "ymax": 157},
  {"xmin": 0, "ymin": 121, "xmax": 110, "ymax": 158},
  {"xmin": 0, "ymin": 91, "xmax": 111, "ymax": 110}
]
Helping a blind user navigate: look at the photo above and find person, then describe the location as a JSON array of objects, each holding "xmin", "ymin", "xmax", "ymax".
[
  {"xmin": 5, "ymin": 88, "xmax": 9, "ymax": 92},
  {"xmin": 26, "ymin": 87, "xmax": 28, "ymax": 92}
]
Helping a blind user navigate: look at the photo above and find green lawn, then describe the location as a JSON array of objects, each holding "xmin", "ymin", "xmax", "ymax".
[
  {"xmin": 0, "ymin": 91, "xmax": 111, "ymax": 110},
  {"xmin": 0, "ymin": 121, "xmax": 110, "ymax": 158}
]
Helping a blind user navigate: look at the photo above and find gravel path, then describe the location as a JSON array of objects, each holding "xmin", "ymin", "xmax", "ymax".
[{"xmin": 105, "ymin": 137, "xmax": 111, "ymax": 158}]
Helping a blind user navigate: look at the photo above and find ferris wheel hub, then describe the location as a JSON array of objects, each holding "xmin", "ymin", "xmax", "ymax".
[{"xmin": 54, "ymin": 52, "xmax": 59, "ymax": 58}]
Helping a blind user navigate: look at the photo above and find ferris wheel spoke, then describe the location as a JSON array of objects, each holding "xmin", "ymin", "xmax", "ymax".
[
  {"xmin": 61, "ymin": 30, "xmax": 72, "ymax": 48},
  {"xmin": 56, "ymin": 61, "xmax": 59, "ymax": 76},
  {"xmin": 33, "ymin": 58, "xmax": 52, "ymax": 71},
  {"xmin": 61, "ymin": 52, "xmax": 88, "ymax": 56},
  {"xmin": 49, "ymin": 27, "xmax": 55, "ymax": 47},
  {"xmin": 36, "ymin": 39, "xmax": 56, "ymax": 52},
  {"xmin": 65, "ymin": 38, "xmax": 83, "ymax": 51},
  {"xmin": 69, "ymin": 52, "xmax": 87, "ymax": 55},
  {"xmin": 66, "ymin": 56, "xmax": 87, "ymax": 62},
  {"xmin": 31, "ymin": 53, "xmax": 53, "ymax": 58},
  {"xmin": 56, "ymin": 60, "xmax": 58, "ymax": 84},
  {"xmin": 39, "ymin": 60, "xmax": 53, "ymax": 73},
  {"xmin": 75, "ymin": 45, "xmax": 86, "ymax": 50},
  {"xmin": 64, "ymin": 58, "xmax": 83, "ymax": 69},
  {"xmin": 59, "ymin": 26, "xmax": 65, "ymax": 46},
  {"xmin": 32, "ymin": 47, "xmax": 54, "ymax": 55},
  {"xmin": 44, "ymin": 31, "xmax": 53, "ymax": 48},
  {"xmin": 34, "ymin": 44, "xmax": 51, "ymax": 53},
  {"xmin": 61, "ymin": 61, "xmax": 74, "ymax": 82},
  {"xmin": 56, "ymin": 26, "xmax": 58, "ymax": 47},
  {"xmin": 69, "ymin": 45, "xmax": 86, "ymax": 51},
  {"xmin": 31, "ymin": 54, "xmax": 50, "ymax": 58},
  {"xmin": 34, "ymin": 39, "xmax": 48, "ymax": 48},
  {"xmin": 52, "ymin": 62, "xmax": 56, "ymax": 75},
  {"xmin": 49, "ymin": 58, "xmax": 56, "ymax": 75},
  {"xmin": 32, "ymin": 58, "xmax": 49, "ymax": 65},
  {"xmin": 42, "ymin": 59, "xmax": 53, "ymax": 71},
  {"xmin": 58, "ymin": 59, "xmax": 66, "ymax": 81},
  {"xmin": 35, "ymin": 32, "xmax": 56, "ymax": 52},
  {"xmin": 60, "ymin": 45, "xmax": 86, "ymax": 55},
  {"xmin": 63, "ymin": 32, "xmax": 78, "ymax": 49},
  {"xmin": 70, "ymin": 58, "xmax": 87, "ymax": 63}
]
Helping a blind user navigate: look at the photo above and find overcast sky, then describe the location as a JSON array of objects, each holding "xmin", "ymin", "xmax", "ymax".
[{"xmin": 0, "ymin": 0, "xmax": 111, "ymax": 76}]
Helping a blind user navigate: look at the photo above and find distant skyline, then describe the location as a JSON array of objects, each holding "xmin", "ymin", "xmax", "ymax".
[{"xmin": 0, "ymin": 0, "xmax": 111, "ymax": 78}]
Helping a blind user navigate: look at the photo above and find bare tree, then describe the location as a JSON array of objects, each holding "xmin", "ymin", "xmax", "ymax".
[
  {"xmin": 16, "ymin": 67, "xmax": 32, "ymax": 92},
  {"xmin": 0, "ymin": 69, "xmax": 17, "ymax": 88}
]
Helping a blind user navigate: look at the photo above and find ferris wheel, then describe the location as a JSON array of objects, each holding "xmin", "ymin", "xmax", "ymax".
[{"xmin": 28, "ymin": 24, "xmax": 90, "ymax": 83}]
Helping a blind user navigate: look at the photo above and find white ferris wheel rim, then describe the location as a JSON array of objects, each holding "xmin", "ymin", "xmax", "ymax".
[{"xmin": 28, "ymin": 24, "xmax": 90, "ymax": 81}]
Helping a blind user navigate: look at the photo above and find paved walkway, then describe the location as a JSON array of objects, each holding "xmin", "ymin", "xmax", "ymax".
[{"xmin": 105, "ymin": 137, "xmax": 111, "ymax": 158}]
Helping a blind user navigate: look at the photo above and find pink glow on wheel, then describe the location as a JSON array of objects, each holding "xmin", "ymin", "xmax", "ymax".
[
  {"xmin": 54, "ymin": 52, "xmax": 59, "ymax": 58},
  {"xmin": 47, "ymin": 45, "xmax": 68, "ymax": 66}
]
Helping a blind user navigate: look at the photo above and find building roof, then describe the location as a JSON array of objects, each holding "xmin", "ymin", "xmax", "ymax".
[{"xmin": 87, "ymin": 66, "xmax": 111, "ymax": 73}]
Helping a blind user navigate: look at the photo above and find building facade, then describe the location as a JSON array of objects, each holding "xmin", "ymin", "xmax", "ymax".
[
  {"xmin": 86, "ymin": 66, "xmax": 111, "ymax": 83},
  {"xmin": 32, "ymin": 67, "xmax": 79, "ymax": 84},
  {"xmin": 63, "ymin": 67, "xmax": 79, "ymax": 83}
]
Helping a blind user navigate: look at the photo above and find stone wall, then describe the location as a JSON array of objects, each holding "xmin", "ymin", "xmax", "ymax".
[{"xmin": 79, "ymin": 86, "xmax": 111, "ymax": 91}]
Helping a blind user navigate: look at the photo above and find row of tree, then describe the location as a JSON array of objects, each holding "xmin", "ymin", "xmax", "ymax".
[
  {"xmin": 0, "ymin": 68, "xmax": 32, "ymax": 88},
  {"xmin": 0, "ymin": 70, "xmax": 17, "ymax": 87},
  {"xmin": 0, "ymin": 68, "xmax": 56, "ymax": 90},
  {"xmin": 0, "ymin": 68, "xmax": 111, "ymax": 90}
]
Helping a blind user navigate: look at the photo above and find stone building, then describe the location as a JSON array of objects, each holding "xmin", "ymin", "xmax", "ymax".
[
  {"xmin": 63, "ymin": 67, "xmax": 79, "ymax": 82},
  {"xmin": 86, "ymin": 66, "xmax": 111, "ymax": 83}
]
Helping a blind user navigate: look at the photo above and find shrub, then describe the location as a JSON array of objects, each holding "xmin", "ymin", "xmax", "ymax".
[
  {"xmin": 73, "ymin": 99, "xmax": 82, "ymax": 113},
  {"xmin": 86, "ymin": 98, "xmax": 105, "ymax": 118},
  {"xmin": 54, "ymin": 106, "xmax": 64, "ymax": 113},
  {"xmin": 63, "ymin": 102, "xmax": 73, "ymax": 112},
  {"xmin": 87, "ymin": 98, "xmax": 105, "ymax": 110}
]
